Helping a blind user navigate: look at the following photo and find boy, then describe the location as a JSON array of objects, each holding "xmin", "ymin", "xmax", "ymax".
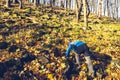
[{"xmin": 65, "ymin": 40, "xmax": 94, "ymax": 76}]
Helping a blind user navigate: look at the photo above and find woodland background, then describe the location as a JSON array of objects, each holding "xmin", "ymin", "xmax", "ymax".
[{"xmin": 0, "ymin": 0, "xmax": 120, "ymax": 80}]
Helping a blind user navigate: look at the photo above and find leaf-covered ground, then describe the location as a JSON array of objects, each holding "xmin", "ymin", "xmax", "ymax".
[{"xmin": 0, "ymin": 3, "xmax": 120, "ymax": 80}]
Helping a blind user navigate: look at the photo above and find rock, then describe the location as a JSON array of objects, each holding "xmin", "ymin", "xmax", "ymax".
[
  {"xmin": 37, "ymin": 56, "xmax": 49, "ymax": 64},
  {"xmin": 39, "ymin": 49, "xmax": 49, "ymax": 54},
  {"xmin": 0, "ymin": 42, "xmax": 8, "ymax": 49}
]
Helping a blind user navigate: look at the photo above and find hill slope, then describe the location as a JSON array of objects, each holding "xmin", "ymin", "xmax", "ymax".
[{"xmin": 0, "ymin": 3, "xmax": 120, "ymax": 80}]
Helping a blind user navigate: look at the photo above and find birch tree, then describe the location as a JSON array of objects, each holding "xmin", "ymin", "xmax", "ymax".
[
  {"xmin": 98, "ymin": 0, "xmax": 102, "ymax": 18},
  {"xmin": 83, "ymin": 0, "xmax": 88, "ymax": 27},
  {"xmin": 19, "ymin": 0, "xmax": 22, "ymax": 9},
  {"xmin": 6, "ymin": 0, "xmax": 11, "ymax": 7},
  {"xmin": 75, "ymin": 0, "xmax": 83, "ymax": 22}
]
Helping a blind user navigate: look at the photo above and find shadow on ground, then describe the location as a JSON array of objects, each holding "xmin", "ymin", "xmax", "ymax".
[
  {"xmin": 0, "ymin": 48, "xmax": 36, "ymax": 80},
  {"xmin": 64, "ymin": 52, "xmax": 112, "ymax": 80}
]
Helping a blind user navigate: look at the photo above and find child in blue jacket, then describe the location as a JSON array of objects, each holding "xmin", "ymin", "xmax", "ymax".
[{"xmin": 66, "ymin": 40, "xmax": 94, "ymax": 76}]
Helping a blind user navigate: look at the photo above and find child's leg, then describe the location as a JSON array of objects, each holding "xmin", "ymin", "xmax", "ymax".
[
  {"xmin": 84, "ymin": 56, "xmax": 94, "ymax": 74},
  {"xmin": 83, "ymin": 44, "xmax": 94, "ymax": 74},
  {"xmin": 75, "ymin": 53, "xmax": 80, "ymax": 66}
]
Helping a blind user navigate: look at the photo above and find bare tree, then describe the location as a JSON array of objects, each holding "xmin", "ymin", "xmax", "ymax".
[
  {"xmin": 34, "ymin": 0, "xmax": 38, "ymax": 6},
  {"xmin": 106, "ymin": 0, "xmax": 110, "ymax": 17},
  {"xmin": 89, "ymin": 0, "xmax": 96, "ymax": 13},
  {"xmin": 98, "ymin": 0, "xmax": 102, "ymax": 18},
  {"xmin": 61, "ymin": 0, "xmax": 64, "ymax": 8},
  {"xmin": 53, "ymin": 0, "xmax": 55, "ymax": 6},
  {"xmin": 13, "ymin": 0, "xmax": 19, "ymax": 4},
  {"xmin": 6, "ymin": 0, "xmax": 11, "ymax": 7},
  {"xmin": 68, "ymin": 0, "xmax": 71, "ymax": 9},
  {"xmin": 75, "ymin": 0, "xmax": 83, "ymax": 22},
  {"xmin": 66, "ymin": 0, "xmax": 71, "ymax": 9},
  {"xmin": 50, "ymin": 0, "xmax": 52, "ymax": 7},
  {"xmin": 18, "ymin": 0, "xmax": 22, "ymax": 9},
  {"xmin": 50, "ymin": 0, "xmax": 55, "ymax": 7},
  {"xmin": 114, "ymin": 0, "xmax": 118, "ymax": 19},
  {"xmin": 83, "ymin": 0, "xmax": 88, "ymax": 27}
]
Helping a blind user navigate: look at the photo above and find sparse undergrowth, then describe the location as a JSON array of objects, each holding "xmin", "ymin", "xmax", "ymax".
[{"xmin": 0, "ymin": 3, "xmax": 120, "ymax": 80}]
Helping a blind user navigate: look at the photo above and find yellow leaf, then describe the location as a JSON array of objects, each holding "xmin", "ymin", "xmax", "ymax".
[
  {"xmin": 47, "ymin": 74, "xmax": 54, "ymax": 80},
  {"xmin": 60, "ymin": 63, "xmax": 66, "ymax": 68},
  {"xmin": 15, "ymin": 39, "xmax": 19, "ymax": 43}
]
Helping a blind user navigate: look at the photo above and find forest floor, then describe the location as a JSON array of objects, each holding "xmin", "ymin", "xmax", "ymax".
[{"xmin": 0, "ymin": 3, "xmax": 120, "ymax": 80}]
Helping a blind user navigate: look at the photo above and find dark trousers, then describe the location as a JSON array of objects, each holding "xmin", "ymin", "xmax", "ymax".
[{"xmin": 74, "ymin": 44, "xmax": 94, "ymax": 74}]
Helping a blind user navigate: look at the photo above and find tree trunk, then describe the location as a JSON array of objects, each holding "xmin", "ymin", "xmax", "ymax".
[
  {"xmin": 19, "ymin": 0, "xmax": 22, "ymax": 9},
  {"xmin": 115, "ymin": 0, "xmax": 118, "ymax": 19},
  {"xmin": 98, "ymin": 0, "xmax": 102, "ymax": 18},
  {"xmin": 106, "ymin": 0, "xmax": 109, "ymax": 16},
  {"xmin": 66, "ymin": 0, "xmax": 68, "ymax": 8},
  {"xmin": 13, "ymin": 0, "xmax": 18, "ymax": 4},
  {"xmin": 103, "ymin": 0, "xmax": 106, "ymax": 15},
  {"xmin": 93, "ymin": 0, "xmax": 96, "ymax": 13},
  {"xmin": 6, "ymin": 0, "xmax": 11, "ymax": 7},
  {"xmin": 34, "ymin": 0, "xmax": 38, "ymax": 6},
  {"xmin": 68, "ymin": 0, "xmax": 71, "ymax": 9},
  {"xmin": 53, "ymin": 0, "xmax": 55, "ymax": 6},
  {"xmin": 50, "ymin": 0, "xmax": 55, "ymax": 7},
  {"xmin": 83, "ymin": 0, "xmax": 88, "ymax": 27},
  {"xmin": 61, "ymin": 1, "xmax": 64, "ymax": 8},
  {"xmin": 50, "ymin": 0, "xmax": 52, "ymax": 7},
  {"xmin": 75, "ymin": 0, "xmax": 83, "ymax": 22},
  {"xmin": 86, "ymin": 0, "xmax": 90, "ymax": 17}
]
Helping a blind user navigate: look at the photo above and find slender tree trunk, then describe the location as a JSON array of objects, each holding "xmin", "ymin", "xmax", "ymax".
[
  {"xmin": 68, "ymin": 0, "xmax": 71, "ymax": 9},
  {"xmin": 61, "ymin": 1, "xmax": 64, "ymax": 8},
  {"xmin": 115, "ymin": 0, "xmax": 118, "ymax": 19},
  {"xmin": 43, "ymin": 0, "xmax": 45, "ymax": 4},
  {"xmin": 34, "ymin": 0, "xmax": 38, "ymax": 6},
  {"xmin": 50, "ymin": 0, "xmax": 52, "ymax": 7},
  {"xmin": 98, "ymin": 0, "xmax": 102, "ymax": 18},
  {"xmin": 86, "ymin": 0, "xmax": 90, "ymax": 17},
  {"xmin": 6, "ymin": 0, "xmax": 11, "ymax": 7},
  {"xmin": 19, "ymin": 0, "xmax": 22, "ymax": 9},
  {"xmin": 75, "ymin": 0, "xmax": 83, "ymax": 22},
  {"xmin": 106, "ymin": 0, "xmax": 109, "ymax": 16},
  {"xmin": 103, "ymin": 0, "xmax": 106, "ymax": 16},
  {"xmin": 53, "ymin": 0, "xmax": 55, "ymax": 6},
  {"xmin": 75, "ymin": 0, "xmax": 78, "ymax": 22},
  {"xmin": 13, "ymin": 0, "xmax": 18, "ymax": 3},
  {"xmin": 66, "ymin": 0, "xmax": 68, "ymax": 8},
  {"xmin": 83, "ymin": 0, "xmax": 88, "ymax": 27},
  {"xmin": 93, "ymin": 0, "xmax": 96, "ymax": 13}
]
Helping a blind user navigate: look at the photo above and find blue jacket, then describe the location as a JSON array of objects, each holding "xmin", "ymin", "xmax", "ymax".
[{"xmin": 65, "ymin": 41, "xmax": 85, "ymax": 57}]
